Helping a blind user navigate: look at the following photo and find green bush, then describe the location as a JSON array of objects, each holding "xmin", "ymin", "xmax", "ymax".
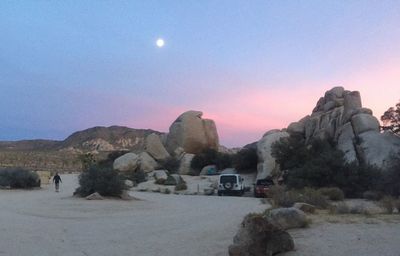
[
  {"xmin": 159, "ymin": 157, "xmax": 180, "ymax": 174},
  {"xmin": 272, "ymin": 136, "xmax": 381, "ymax": 197},
  {"xmin": 378, "ymin": 153, "xmax": 400, "ymax": 197},
  {"xmin": 122, "ymin": 169, "xmax": 147, "ymax": 185},
  {"xmin": 302, "ymin": 187, "xmax": 330, "ymax": 208},
  {"xmin": 74, "ymin": 165, "xmax": 127, "ymax": 197},
  {"xmin": 164, "ymin": 175, "xmax": 178, "ymax": 185},
  {"xmin": 318, "ymin": 187, "xmax": 345, "ymax": 201},
  {"xmin": 0, "ymin": 168, "xmax": 40, "ymax": 189},
  {"xmin": 232, "ymin": 148, "xmax": 258, "ymax": 172}
]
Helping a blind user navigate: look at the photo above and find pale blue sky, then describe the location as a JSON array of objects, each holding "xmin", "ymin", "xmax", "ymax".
[{"xmin": 1, "ymin": 1, "xmax": 400, "ymax": 146}]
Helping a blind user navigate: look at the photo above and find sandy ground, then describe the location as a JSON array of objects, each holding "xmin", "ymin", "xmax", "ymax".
[
  {"xmin": 2, "ymin": 174, "xmax": 400, "ymax": 256},
  {"xmin": 0, "ymin": 174, "xmax": 265, "ymax": 256},
  {"xmin": 283, "ymin": 209, "xmax": 400, "ymax": 256}
]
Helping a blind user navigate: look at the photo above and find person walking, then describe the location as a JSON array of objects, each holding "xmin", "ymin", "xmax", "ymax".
[{"xmin": 53, "ymin": 173, "xmax": 62, "ymax": 192}]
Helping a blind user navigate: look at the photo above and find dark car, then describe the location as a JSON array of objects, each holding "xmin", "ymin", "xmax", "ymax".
[{"xmin": 253, "ymin": 178, "xmax": 274, "ymax": 198}]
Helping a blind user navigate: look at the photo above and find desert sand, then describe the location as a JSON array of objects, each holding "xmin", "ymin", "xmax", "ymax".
[
  {"xmin": 0, "ymin": 174, "xmax": 265, "ymax": 256},
  {"xmin": 1, "ymin": 174, "xmax": 400, "ymax": 256}
]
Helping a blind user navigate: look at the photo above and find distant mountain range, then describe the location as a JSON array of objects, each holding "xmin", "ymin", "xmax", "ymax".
[{"xmin": 0, "ymin": 126, "xmax": 163, "ymax": 172}]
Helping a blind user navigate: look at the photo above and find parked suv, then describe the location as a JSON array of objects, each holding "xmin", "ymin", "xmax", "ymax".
[
  {"xmin": 253, "ymin": 178, "xmax": 274, "ymax": 198},
  {"xmin": 217, "ymin": 174, "xmax": 245, "ymax": 196}
]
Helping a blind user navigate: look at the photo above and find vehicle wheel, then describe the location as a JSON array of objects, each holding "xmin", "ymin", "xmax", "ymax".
[{"xmin": 223, "ymin": 182, "xmax": 233, "ymax": 190}]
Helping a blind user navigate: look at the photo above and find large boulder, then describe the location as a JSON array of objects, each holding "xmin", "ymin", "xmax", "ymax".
[
  {"xmin": 351, "ymin": 113, "xmax": 380, "ymax": 135},
  {"xmin": 145, "ymin": 133, "xmax": 170, "ymax": 161},
  {"xmin": 228, "ymin": 214, "xmax": 294, "ymax": 256},
  {"xmin": 268, "ymin": 207, "xmax": 308, "ymax": 230},
  {"xmin": 356, "ymin": 131, "xmax": 400, "ymax": 167},
  {"xmin": 166, "ymin": 110, "xmax": 219, "ymax": 154},
  {"xmin": 113, "ymin": 153, "xmax": 139, "ymax": 171},
  {"xmin": 257, "ymin": 130, "xmax": 289, "ymax": 180},
  {"xmin": 178, "ymin": 153, "xmax": 195, "ymax": 175},
  {"xmin": 153, "ymin": 170, "xmax": 168, "ymax": 180},
  {"xmin": 138, "ymin": 152, "xmax": 158, "ymax": 173}
]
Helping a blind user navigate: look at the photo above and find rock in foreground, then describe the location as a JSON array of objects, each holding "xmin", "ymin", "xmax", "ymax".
[{"xmin": 229, "ymin": 214, "xmax": 294, "ymax": 256}]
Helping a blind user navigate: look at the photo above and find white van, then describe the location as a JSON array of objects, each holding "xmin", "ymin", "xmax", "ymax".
[{"xmin": 217, "ymin": 174, "xmax": 245, "ymax": 196}]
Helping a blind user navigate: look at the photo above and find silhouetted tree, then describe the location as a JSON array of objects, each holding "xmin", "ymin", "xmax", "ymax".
[{"xmin": 381, "ymin": 101, "xmax": 400, "ymax": 135}]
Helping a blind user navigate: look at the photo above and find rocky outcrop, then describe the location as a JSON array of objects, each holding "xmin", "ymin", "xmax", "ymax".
[
  {"xmin": 113, "ymin": 153, "xmax": 139, "ymax": 171},
  {"xmin": 228, "ymin": 214, "xmax": 294, "ymax": 256},
  {"xmin": 0, "ymin": 126, "xmax": 164, "ymax": 173},
  {"xmin": 166, "ymin": 111, "xmax": 219, "ymax": 154},
  {"xmin": 286, "ymin": 86, "xmax": 400, "ymax": 168},
  {"xmin": 178, "ymin": 153, "xmax": 195, "ymax": 175},
  {"xmin": 145, "ymin": 133, "xmax": 170, "ymax": 161},
  {"xmin": 138, "ymin": 152, "xmax": 158, "ymax": 172},
  {"xmin": 256, "ymin": 130, "xmax": 289, "ymax": 180}
]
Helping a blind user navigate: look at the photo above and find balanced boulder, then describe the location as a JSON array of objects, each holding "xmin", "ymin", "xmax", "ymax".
[{"xmin": 166, "ymin": 110, "xmax": 219, "ymax": 154}]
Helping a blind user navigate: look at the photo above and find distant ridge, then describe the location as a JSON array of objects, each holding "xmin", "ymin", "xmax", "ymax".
[{"xmin": 0, "ymin": 126, "xmax": 164, "ymax": 172}]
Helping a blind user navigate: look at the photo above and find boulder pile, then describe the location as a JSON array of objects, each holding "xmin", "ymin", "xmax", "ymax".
[{"xmin": 257, "ymin": 86, "xmax": 400, "ymax": 180}]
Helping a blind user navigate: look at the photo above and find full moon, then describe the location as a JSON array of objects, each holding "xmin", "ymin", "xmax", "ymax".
[{"xmin": 156, "ymin": 38, "xmax": 165, "ymax": 48}]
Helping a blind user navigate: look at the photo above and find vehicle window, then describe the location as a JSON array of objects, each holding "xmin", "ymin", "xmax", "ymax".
[{"xmin": 220, "ymin": 176, "xmax": 237, "ymax": 183}]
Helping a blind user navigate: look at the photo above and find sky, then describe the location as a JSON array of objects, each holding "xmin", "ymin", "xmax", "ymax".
[{"xmin": 0, "ymin": 1, "xmax": 399, "ymax": 147}]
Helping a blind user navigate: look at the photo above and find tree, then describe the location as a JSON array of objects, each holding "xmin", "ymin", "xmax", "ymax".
[{"xmin": 381, "ymin": 101, "xmax": 400, "ymax": 134}]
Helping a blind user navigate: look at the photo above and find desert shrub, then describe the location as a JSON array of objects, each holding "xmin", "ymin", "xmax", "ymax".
[
  {"xmin": 363, "ymin": 190, "xmax": 383, "ymax": 201},
  {"xmin": 164, "ymin": 175, "xmax": 178, "ymax": 185},
  {"xmin": 74, "ymin": 165, "xmax": 126, "ymax": 197},
  {"xmin": 97, "ymin": 150, "xmax": 130, "ymax": 168},
  {"xmin": 272, "ymin": 136, "xmax": 381, "ymax": 197},
  {"xmin": 329, "ymin": 202, "xmax": 350, "ymax": 214},
  {"xmin": 394, "ymin": 199, "xmax": 400, "ymax": 213},
  {"xmin": 379, "ymin": 196, "xmax": 396, "ymax": 214},
  {"xmin": 377, "ymin": 152, "xmax": 400, "ymax": 197},
  {"xmin": 159, "ymin": 157, "xmax": 180, "ymax": 174},
  {"xmin": 330, "ymin": 202, "xmax": 372, "ymax": 215},
  {"xmin": 175, "ymin": 182, "xmax": 187, "ymax": 191},
  {"xmin": 318, "ymin": 187, "xmax": 345, "ymax": 201},
  {"xmin": 164, "ymin": 188, "xmax": 171, "ymax": 194},
  {"xmin": 129, "ymin": 169, "xmax": 147, "ymax": 184},
  {"xmin": 232, "ymin": 148, "xmax": 258, "ymax": 172},
  {"xmin": 154, "ymin": 178, "xmax": 166, "ymax": 185},
  {"xmin": 190, "ymin": 148, "xmax": 232, "ymax": 174},
  {"xmin": 0, "ymin": 168, "xmax": 40, "ymax": 189},
  {"xmin": 269, "ymin": 186, "xmax": 329, "ymax": 209},
  {"xmin": 78, "ymin": 153, "xmax": 97, "ymax": 171}
]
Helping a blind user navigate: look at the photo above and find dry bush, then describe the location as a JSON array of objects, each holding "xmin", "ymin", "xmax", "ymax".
[
  {"xmin": 270, "ymin": 186, "xmax": 329, "ymax": 209},
  {"xmin": 329, "ymin": 202, "xmax": 350, "ymax": 214},
  {"xmin": 154, "ymin": 178, "xmax": 166, "ymax": 185},
  {"xmin": 318, "ymin": 187, "xmax": 345, "ymax": 201},
  {"xmin": 363, "ymin": 190, "xmax": 383, "ymax": 201},
  {"xmin": 379, "ymin": 196, "xmax": 396, "ymax": 214},
  {"xmin": 302, "ymin": 188, "xmax": 330, "ymax": 208}
]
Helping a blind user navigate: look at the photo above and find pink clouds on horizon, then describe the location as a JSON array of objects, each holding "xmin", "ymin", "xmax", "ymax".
[{"xmin": 110, "ymin": 60, "xmax": 399, "ymax": 148}]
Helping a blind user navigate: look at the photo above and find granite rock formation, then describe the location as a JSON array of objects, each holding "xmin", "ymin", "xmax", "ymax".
[
  {"xmin": 257, "ymin": 86, "xmax": 400, "ymax": 181},
  {"xmin": 287, "ymin": 86, "xmax": 400, "ymax": 167},
  {"xmin": 166, "ymin": 110, "xmax": 219, "ymax": 154}
]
